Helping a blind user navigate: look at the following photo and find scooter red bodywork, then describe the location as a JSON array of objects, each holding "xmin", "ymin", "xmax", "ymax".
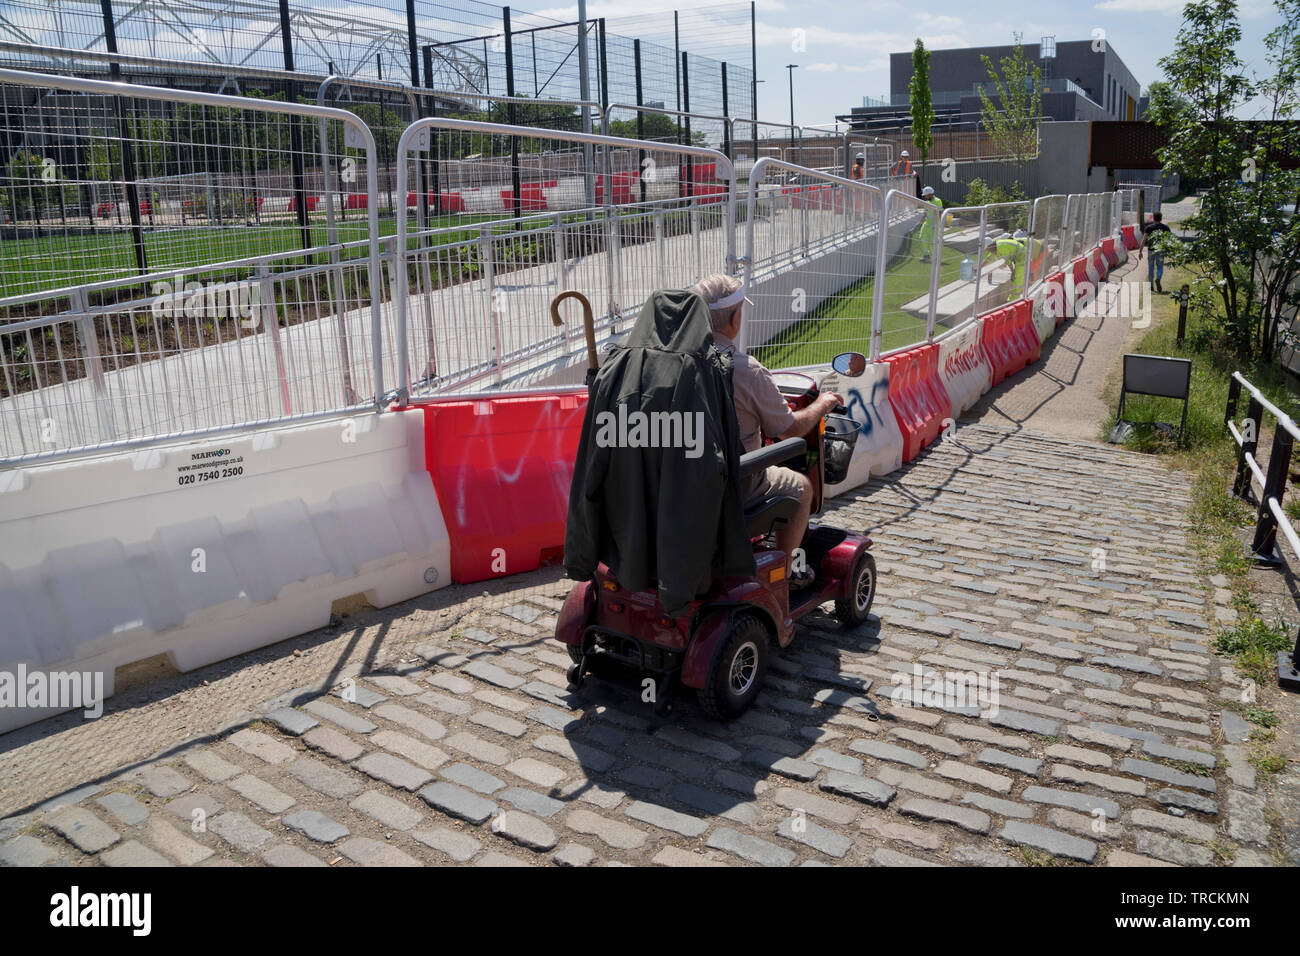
[{"xmin": 555, "ymin": 355, "xmax": 877, "ymax": 719}]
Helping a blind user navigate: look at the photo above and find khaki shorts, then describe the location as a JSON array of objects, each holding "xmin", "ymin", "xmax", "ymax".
[{"xmin": 746, "ymin": 464, "xmax": 806, "ymax": 503}]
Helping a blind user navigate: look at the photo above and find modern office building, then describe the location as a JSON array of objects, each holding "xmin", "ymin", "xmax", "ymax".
[{"xmin": 840, "ymin": 37, "xmax": 1142, "ymax": 131}]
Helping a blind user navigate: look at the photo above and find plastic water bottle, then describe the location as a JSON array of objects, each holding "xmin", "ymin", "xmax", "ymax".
[{"xmin": 960, "ymin": 257, "xmax": 974, "ymax": 282}]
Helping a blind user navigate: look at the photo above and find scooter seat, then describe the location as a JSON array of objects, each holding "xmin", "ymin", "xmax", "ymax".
[{"xmin": 743, "ymin": 493, "xmax": 801, "ymax": 539}]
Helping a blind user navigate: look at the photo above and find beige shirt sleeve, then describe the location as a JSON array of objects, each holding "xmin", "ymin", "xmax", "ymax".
[{"xmin": 732, "ymin": 352, "xmax": 797, "ymax": 453}]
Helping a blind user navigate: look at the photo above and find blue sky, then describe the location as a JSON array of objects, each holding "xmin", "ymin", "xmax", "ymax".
[{"xmin": 530, "ymin": 0, "xmax": 1285, "ymax": 127}]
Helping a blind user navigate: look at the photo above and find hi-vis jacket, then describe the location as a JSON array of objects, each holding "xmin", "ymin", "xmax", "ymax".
[{"xmin": 563, "ymin": 290, "xmax": 756, "ymax": 615}]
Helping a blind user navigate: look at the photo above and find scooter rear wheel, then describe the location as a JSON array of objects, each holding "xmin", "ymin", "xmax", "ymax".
[
  {"xmin": 835, "ymin": 552, "xmax": 877, "ymax": 626},
  {"xmin": 698, "ymin": 615, "xmax": 769, "ymax": 721}
]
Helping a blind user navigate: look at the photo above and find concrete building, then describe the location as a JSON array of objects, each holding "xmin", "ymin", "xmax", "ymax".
[{"xmin": 841, "ymin": 38, "xmax": 1142, "ymax": 131}]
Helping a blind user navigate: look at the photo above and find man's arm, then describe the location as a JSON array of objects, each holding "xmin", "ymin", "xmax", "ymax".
[{"xmin": 778, "ymin": 392, "xmax": 842, "ymax": 440}]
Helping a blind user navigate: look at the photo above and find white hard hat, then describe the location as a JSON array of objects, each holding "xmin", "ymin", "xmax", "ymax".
[
  {"xmin": 1013, "ymin": 229, "xmax": 1027, "ymax": 239},
  {"xmin": 855, "ymin": 153, "xmax": 864, "ymax": 161},
  {"xmin": 922, "ymin": 186, "xmax": 934, "ymax": 196},
  {"xmin": 901, "ymin": 150, "xmax": 909, "ymax": 157}
]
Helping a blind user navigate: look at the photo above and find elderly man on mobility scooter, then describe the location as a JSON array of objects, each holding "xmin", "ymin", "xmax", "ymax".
[
  {"xmin": 557, "ymin": 281, "xmax": 877, "ymax": 719},
  {"xmin": 694, "ymin": 273, "xmax": 845, "ymax": 590}
]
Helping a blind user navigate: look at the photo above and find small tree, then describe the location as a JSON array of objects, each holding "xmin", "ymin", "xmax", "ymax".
[
  {"xmin": 910, "ymin": 39, "xmax": 934, "ymax": 168},
  {"xmin": 977, "ymin": 42, "xmax": 1043, "ymax": 166},
  {"xmin": 1150, "ymin": 0, "xmax": 1300, "ymax": 359}
]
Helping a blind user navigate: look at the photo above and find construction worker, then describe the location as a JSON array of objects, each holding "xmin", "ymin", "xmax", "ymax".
[
  {"xmin": 851, "ymin": 154, "xmax": 865, "ymax": 180},
  {"xmin": 1017, "ymin": 228, "xmax": 1045, "ymax": 282},
  {"xmin": 917, "ymin": 185, "xmax": 944, "ymax": 263},
  {"xmin": 981, "ymin": 231, "xmax": 1028, "ymax": 301},
  {"xmin": 891, "ymin": 149, "xmax": 913, "ymax": 178}
]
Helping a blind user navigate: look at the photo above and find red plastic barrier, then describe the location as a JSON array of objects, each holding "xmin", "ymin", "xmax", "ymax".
[
  {"xmin": 596, "ymin": 172, "xmax": 638, "ymax": 205},
  {"xmin": 981, "ymin": 299, "xmax": 1041, "ymax": 386},
  {"xmin": 684, "ymin": 182, "xmax": 728, "ymax": 205},
  {"xmin": 1043, "ymin": 270, "xmax": 1067, "ymax": 327},
  {"xmin": 1101, "ymin": 236, "xmax": 1121, "ymax": 268},
  {"xmin": 499, "ymin": 184, "xmax": 548, "ymax": 211},
  {"xmin": 418, "ymin": 391, "xmax": 587, "ymax": 584},
  {"xmin": 287, "ymin": 195, "xmax": 321, "ymax": 212},
  {"xmin": 1121, "ymin": 224, "xmax": 1140, "ymax": 250},
  {"xmin": 406, "ymin": 191, "xmax": 465, "ymax": 211},
  {"xmin": 884, "ymin": 344, "xmax": 952, "ymax": 462},
  {"xmin": 1070, "ymin": 255, "xmax": 1089, "ymax": 290},
  {"xmin": 343, "ymin": 193, "xmax": 368, "ymax": 210}
]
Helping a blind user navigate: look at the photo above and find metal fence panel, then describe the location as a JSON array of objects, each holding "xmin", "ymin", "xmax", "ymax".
[{"xmin": 0, "ymin": 67, "xmax": 383, "ymax": 465}]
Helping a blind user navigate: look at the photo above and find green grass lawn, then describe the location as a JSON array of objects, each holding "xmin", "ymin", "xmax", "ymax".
[{"xmin": 751, "ymin": 239, "xmax": 969, "ymax": 368}]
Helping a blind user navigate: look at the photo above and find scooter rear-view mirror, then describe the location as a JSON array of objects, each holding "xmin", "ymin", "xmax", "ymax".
[{"xmin": 832, "ymin": 351, "xmax": 867, "ymax": 377}]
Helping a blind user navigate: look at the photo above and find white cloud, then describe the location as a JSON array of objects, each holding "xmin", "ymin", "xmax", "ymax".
[
  {"xmin": 1092, "ymin": 0, "xmax": 1183, "ymax": 11},
  {"xmin": 807, "ymin": 62, "xmax": 840, "ymax": 72}
]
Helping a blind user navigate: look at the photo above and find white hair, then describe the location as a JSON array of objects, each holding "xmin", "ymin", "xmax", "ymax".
[{"xmin": 692, "ymin": 274, "xmax": 744, "ymax": 333}]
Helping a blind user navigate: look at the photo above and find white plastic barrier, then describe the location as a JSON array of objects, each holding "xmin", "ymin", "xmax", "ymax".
[
  {"xmin": 825, "ymin": 360, "xmax": 904, "ymax": 495},
  {"xmin": 0, "ymin": 409, "xmax": 450, "ymax": 732},
  {"xmin": 1112, "ymin": 231, "xmax": 1129, "ymax": 267},
  {"xmin": 937, "ymin": 319, "xmax": 993, "ymax": 418},
  {"xmin": 1029, "ymin": 284, "xmax": 1057, "ymax": 345}
]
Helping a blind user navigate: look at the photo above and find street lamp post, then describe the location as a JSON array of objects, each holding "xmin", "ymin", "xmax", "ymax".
[{"xmin": 786, "ymin": 63, "xmax": 799, "ymax": 165}]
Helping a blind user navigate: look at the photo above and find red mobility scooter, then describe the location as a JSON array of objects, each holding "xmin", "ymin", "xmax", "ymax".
[{"xmin": 554, "ymin": 352, "xmax": 877, "ymax": 719}]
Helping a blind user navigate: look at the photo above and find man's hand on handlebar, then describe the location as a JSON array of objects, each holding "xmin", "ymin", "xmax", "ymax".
[{"xmin": 780, "ymin": 391, "xmax": 843, "ymax": 441}]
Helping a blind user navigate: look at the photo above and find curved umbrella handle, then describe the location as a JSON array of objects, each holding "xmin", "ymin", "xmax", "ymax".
[{"xmin": 551, "ymin": 289, "xmax": 598, "ymax": 371}]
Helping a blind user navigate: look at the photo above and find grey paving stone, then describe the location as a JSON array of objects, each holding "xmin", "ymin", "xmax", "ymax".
[
  {"xmin": 533, "ymin": 734, "xmax": 615, "ymax": 773},
  {"xmin": 899, "ymin": 798, "xmax": 991, "ymax": 834},
  {"xmin": 951, "ymin": 843, "xmax": 1020, "ymax": 866},
  {"xmin": 370, "ymin": 730, "xmax": 449, "ymax": 772},
  {"xmin": 165, "ymin": 792, "xmax": 223, "ymax": 824},
  {"xmin": 265, "ymin": 707, "xmax": 319, "ymax": 737},
  {"xmin": 989, "ymin": 709, "xmax": 1059, "ymax": 736},
  {"xmin": 707, "ymin": 827, "xmax": 796, "ymax": 867},
  {"xmin": 411, "ymin": 827, "xmax": 483, "ymax": 862},
  {"xmin": 499, "ymin": 787, "xmax": 566, "ymax": 819},
  {"xmin": 283, "ymin": 810, "xmax": 350, "ymax": 844},
  {"xmin": 462, "ymin": 660, "xmax": 527, "ymax": 690},
  {"xmin": 0, "ymin": 835, "xmax": 57, "ymax": 867},
  {"xmin": 354, "ymin": 752, "xmax": 434, "ymax": 792},
  {"xmin": 418, "ymin": 782, "xmax": 498, "ymax": 825},
  {"xmin": 469, "ymin": 710, "xmax": 528, "ymax": 738},
  {"xmin": 227, "ymin": 774, "xmax": 295, "ymax": 814},
  {"xmin": 210, "ymin": 812, "xmax": 273, "ymax": 852},
  {"xmin": 491, "ymin": 810, "xmax": 558, "ymax": 851},
  {"xmin": 553, "ymin": 843, "xmax": 596, "ymax": 867},
  {"xmin": 262, "ymin": 845, "xmax": 328, "ymax": 867},
  {"xmin": 653, "ymin": 726, "xmax": 743, "ymax": 763},
  {"xmin": 440, "ymin": 762, "xmax": 507, "ymax": 795},
  {"xmin": 1063, "ymin": 666, "xmax": 1123, "ymax": 689},
  {"xmin": 228, "ymin": 728, "xmax": 298, "ymax": 765},
  {"xmin": 101, "ymin": 840, "xmax": 172, "ymax": 867},
  {"xmin": 96, "ymin": 792, "xmax": 149, "ymax": 826},
  {"xmin": 998, "ymin": 820, "xmax": 1097, "ymax": 862},
  {"xmin": 46, "ymin": 807, "xmax": 120, "ymax": 853},
  {"xmin": 961, "ymin": 791, "xmax": 1034, "ymax": 819},
  {"xmin": 565, "ymin": 809, "xmax": 648, "ymax": 850},
  {"xmin": 1227, "ymin": 789, "xmax": 1269, "ymax": 845},
  {"xmin": 1090, "ymin": 721, "xmax": 1163, "ymax": 744},
  {"xmin": 1142, "ymin": 739, "xmax": 1215, "ymax": 769},
  {"xmin": 775, "ymin": 816, "xmax": 853, "ymax": 858},
  {"xmin": 807, "ymin": 748, "xmax": 864, "ymax": 774},
  {"xmin": 1154, "ymin": 788, "xmax": 1218, "ymax": 815},
  {"xmin": 977, "ymin": 748, "xmax": 1043, "ymax": 777},
  {"xmin": 1021, "ymin": 785, "xmax": 1120, "ymax": 819},
  {"xmin": 526, "ymin": 706, "xmax": 582, "ymax": 733},
  {"xmin": 367, "ymin": 675, "xmax": 423, "ymax": 697},
  {"xmin": 1130, "ymin": 808, "xmax": 1215, "ymax": 843},
  {"xmin": 872, "ymin": 765, "xmax": 957, "ymax": 801},
  {"xmin": 285, "ymin": 757, "xmax": 364, "ymax": 799},
  {"xmin": 372, "ymin": 703, "xmax": 447, "ymax": 742},
  {"xmin": 1134, "ymin": 831, "xmax": 1214, "ymax": 866},
  {"xmin": 1118, "ymin": 757, "xmax": 1217, "ymax": 793},
  {"xmin": 1220, "ymin": 710, "xmax": 1252, "ymax": 744},
  {"xmin": 334, "ymin": 683, "xmax": 387, "ymax": 708},
  {"xmin": 872, "ymin": 847, "xmax": 941, "ymax": 866},
  {"xmin": 350, "ymin": 790, "xmax": 424, "ymax": 830},
  {"xmin": 303, "ymin": 699, "xmax": 378, "ymax": 734},
  {"xmin": 38, "ymin": 784, "xmax": 106, "ymax": 813},
  {"xmin": 742, "ymin": 749, "xmax": 820, "ymax": 781},
  {"xmin": 847, "ymin": 738, "xmax": 928, "ymax": 769},
  {"xmin": 337, "ymin": 836, "xmax": 421, "ymax": 866},
  {"xmin": 302, "ymin": 726, "xmax": 365, "ymax": 763},
  {"xmin": 128, "ymin": 764, "xmax": 194, "ymax": 798},
  {"xmin": 670, "ymin": 783, "xmax": 760, "ymax": 825},
  {"xmin": 626, "ymin": 800, "xmax": 709, "ymax": 838},
  {"xmin": 182, "ymin": 749, "xmax": 244, "ymax": 783}
]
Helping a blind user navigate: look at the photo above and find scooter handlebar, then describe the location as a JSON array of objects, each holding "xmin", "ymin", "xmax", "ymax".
[{"xmin": 738, "ymin": 437, "xmax": 807, "ymax": 481}]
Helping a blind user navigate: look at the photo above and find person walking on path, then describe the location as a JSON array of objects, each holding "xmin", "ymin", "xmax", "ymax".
[{"xmin": 1138, "ymin": 211, "xmax": 1172, "ymax": 293}]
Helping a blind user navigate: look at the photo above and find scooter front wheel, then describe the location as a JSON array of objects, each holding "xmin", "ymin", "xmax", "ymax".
[
  {"xmin": 698, "ymin": 615, "xmax": 769, "ymax": 721},
  {"xmin": 835, "ymin": 552, "xmax": 877, "ymax": 626}
]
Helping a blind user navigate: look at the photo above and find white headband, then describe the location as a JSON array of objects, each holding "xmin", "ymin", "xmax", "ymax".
[{"xmin": 710, "ymin": 284, "xmax": 747, "ymax": 310}]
